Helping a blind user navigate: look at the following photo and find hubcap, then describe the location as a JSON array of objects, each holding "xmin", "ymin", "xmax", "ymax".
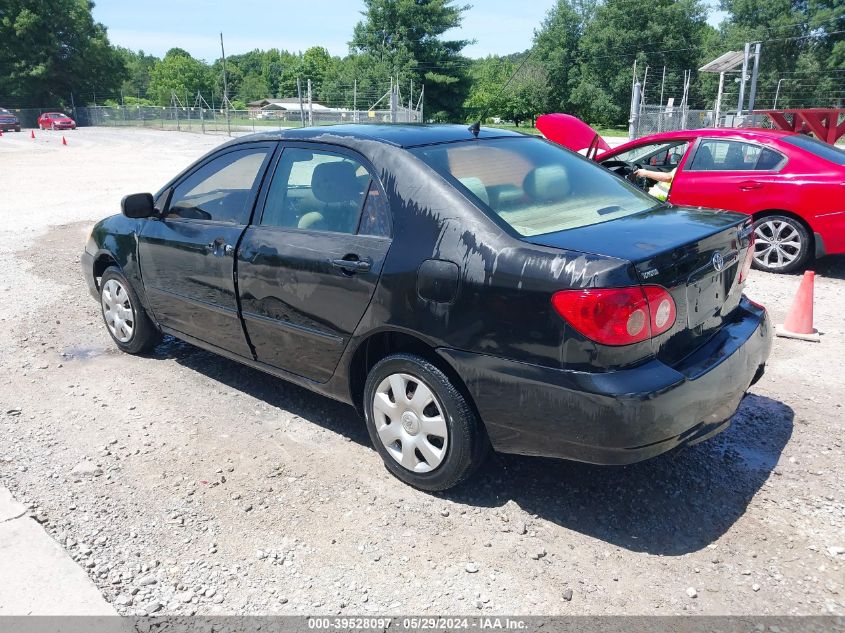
[
  {"xmin": 101, "ymin": 279, "xmax": 135, "ymax": 343},
  {"xmin": 754, "ymin": 219, "xmax": 802, "ymax": 270},
  {"xmin": 372, "ymin": 373, "xmax": 448, "ymax": 473}
]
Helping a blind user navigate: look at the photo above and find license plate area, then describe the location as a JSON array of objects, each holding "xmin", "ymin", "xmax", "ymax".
[{"xmin": 686, "ymin": 264, "xmax": 736, "ymax": 328}]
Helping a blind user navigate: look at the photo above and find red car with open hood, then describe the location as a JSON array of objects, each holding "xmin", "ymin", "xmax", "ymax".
[{"xmin": 538, "ymin": 114, "xmax": 845, "ymax": 273}]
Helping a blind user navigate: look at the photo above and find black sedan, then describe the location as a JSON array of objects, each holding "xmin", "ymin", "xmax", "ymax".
[
  {"xmin": 82, "ymin": 125, "xmax": 772, "ymax": 491},
  {"xmin": 0, "ymin": 108, "xmax": 21, "ymax": 132}
]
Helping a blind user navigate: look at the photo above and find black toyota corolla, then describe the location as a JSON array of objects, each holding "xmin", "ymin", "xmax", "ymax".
[{"xmin": 82, "ymin": 124, "xmax": 772, "ymax": 490}]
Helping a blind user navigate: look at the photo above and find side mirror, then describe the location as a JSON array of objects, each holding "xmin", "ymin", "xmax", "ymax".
[{"xmin": 121, "ymin": 193, "xmax": 156, "ymax": 219}]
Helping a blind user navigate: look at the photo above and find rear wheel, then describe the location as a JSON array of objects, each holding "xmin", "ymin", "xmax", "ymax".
[
  {"xmin": 99, "ymin": 267, "xmax": 160, "ymax": 354},
  {"xmin": 363, "ymin": 354, "xmax": 489, "ymax": 491},
  {"xmin": 752, "ymin": 215, "xmax": 811, "ymax": 274}
]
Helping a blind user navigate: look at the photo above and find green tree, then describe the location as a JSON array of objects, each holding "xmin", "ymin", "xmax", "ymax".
[
  {"xmin": 148, "ymin": 48, "xmax": 213, "ymax": 106},
  {"xmin": 533, "ymin": 0, "xmax": 596, "ymax": 114},
  {"xmin": 238, "ymin": 72, "xmax": 270, "ymax": 103},
  {"xmin": 351, "ymin": 0, "xmax": 471, "ymax": 119},
  {"xmin": 0, "ymin": 0, "xmax": 126, "ymax": 106},
  {"xmin": 571, "ymin": 0, "xmax": 710, "ymax": 126},
  {"xmin": 718, "ymin": 0, "xmax": 845, "ymax": 108},
  {"xmin": 118, "ymin": 47, "xmax": 157, "ymax": 100}
]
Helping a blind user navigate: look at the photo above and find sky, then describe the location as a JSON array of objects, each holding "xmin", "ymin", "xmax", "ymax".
[{"xmin": 93, "ymin": 1, "xmax": 727, "ymax": 62}]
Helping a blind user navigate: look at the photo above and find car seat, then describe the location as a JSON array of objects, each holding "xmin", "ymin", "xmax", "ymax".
[
  {"xmin": 300, "ymin": 161, "xmax": 365, "ymax": 233},
  {"xmin": 724, "ymin": 144, "xmax": 746, "ymax": 170},
  {"xmin": 693, "ymin": 145, "xmax": 715, "ymax": 170}
]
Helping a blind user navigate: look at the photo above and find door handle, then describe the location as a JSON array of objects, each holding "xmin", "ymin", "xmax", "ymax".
[
  {"xmin": 739, "ymin": 180, "xmax": 762, "ymax": 191},
  {"xmin": 330, "ymin": 257, "xmax": 372, "ymax": 273},
  {"xmin": 205, "ymin": 238, "xmax": 234, "ymax": 256}
]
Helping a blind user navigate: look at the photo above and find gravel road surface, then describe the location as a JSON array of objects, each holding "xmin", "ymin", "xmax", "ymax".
[{"xmin": 0, "ymin": 127, "xmax": 842, "ymax": 616}]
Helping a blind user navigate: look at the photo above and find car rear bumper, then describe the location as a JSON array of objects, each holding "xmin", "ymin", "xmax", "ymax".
[{"xmin": 438, "ymin": 297, "xmax": 772, "ymax": 465}]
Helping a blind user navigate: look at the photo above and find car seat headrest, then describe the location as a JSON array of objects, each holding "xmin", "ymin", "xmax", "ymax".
[
  {"xmin": 458, "ymin": 177, "xmax": 489, "ymax": 205},
  {"xmin": 523, "ymin": 165, "xmax": 571, "ymax": 201},
  {"xmin": 311, "ymin": 161, "xmax": 362, "ymax": 204}
]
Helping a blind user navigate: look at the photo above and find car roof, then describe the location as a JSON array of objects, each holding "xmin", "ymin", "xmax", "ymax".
[
  {"xmin": 626, "ymin": 127, "xmax": 796, "ymax": 143},
  {"xmin": 233, "ymin": 124, "xmax": 528, "ymax": 149},
  {"xmin": 603, "ymin": 127, "xmax": 799, "ymax": 157}
]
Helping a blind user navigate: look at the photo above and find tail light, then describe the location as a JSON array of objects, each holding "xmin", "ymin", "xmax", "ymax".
[
  {"xmin": 551, "ymin": 286, "xmax": 677, "ymax": 346},
  {"xmin": 738, "ymin": 232, "xmax": 755, "ymax": 284}
]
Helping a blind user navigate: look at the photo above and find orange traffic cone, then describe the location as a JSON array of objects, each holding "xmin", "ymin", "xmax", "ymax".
[
  {"xmin": 776, "ymin": 270, "xmax": 819, "ymax": 342},
  {"xmin": 62, "ymin": 136, "xmax": 67, "ymax": 146},
  {"xmin": 31, "ymin": 129, "xmax": 35, "ymax": 139}
]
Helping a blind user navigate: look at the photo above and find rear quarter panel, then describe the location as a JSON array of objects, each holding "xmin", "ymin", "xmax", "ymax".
[{"xmin": 338, "ymin": 143, "xmax": 649, "ymax": 377}]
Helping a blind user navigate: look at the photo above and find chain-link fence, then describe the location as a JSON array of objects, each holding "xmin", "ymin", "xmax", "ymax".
[
  {"xmin": 6, "ymin": 104, "xmax": 421, "ymax": 136},
  {"xmin": 633, "ymin": 105, "xmax": 712, "ymax": 138},
  {"xmin": 632, "ymin": 105, "xmax": 778, "ymax": 139}
]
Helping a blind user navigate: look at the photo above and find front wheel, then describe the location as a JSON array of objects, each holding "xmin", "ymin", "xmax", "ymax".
[
  {"xmin": 752, "ymin": 215, "xmax": 812, "ymax": 274},
  {"xmin": 363, "ymin": 354, "xmax": 489, "ymax": 491},
  {"xmin": 99, "ymin": 267, "xmax": 160, "ymax": 354}
]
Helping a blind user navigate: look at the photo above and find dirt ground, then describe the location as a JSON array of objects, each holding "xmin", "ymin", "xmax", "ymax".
[{"xmin": 0, "ymin": 127, "xmax": 842, "ymax": 616}]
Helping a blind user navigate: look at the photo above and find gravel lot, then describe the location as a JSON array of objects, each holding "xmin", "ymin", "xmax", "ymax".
[{"xmin": 0, "ymin": 127, "xmax": 843, "ymax": 616}]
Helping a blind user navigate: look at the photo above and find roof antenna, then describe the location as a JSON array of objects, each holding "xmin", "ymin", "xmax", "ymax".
[{"xmin": 469, "ymin": 47, "xmax": 536, "ymax": 138}]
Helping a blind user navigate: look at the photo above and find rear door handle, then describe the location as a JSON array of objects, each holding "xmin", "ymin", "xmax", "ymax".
[
  {"xmin": 330, "ymin": 257, "xmax": 372, "ymax": 273},
  {"xmin": 739, "ymin": 180, "xmax": 762, "ymax": 191},
  {"xmin": 206, "ymin": 238, "xmax": 234, "ymax": 256}
]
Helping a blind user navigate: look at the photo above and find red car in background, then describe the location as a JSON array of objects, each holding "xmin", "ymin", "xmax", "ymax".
[
  {"xmin": 539, "ymin": 115, "xmax": 845, "ymax": 273},
  {"xmin": 37, "ymin": 112, "xmax": 76, "ymax": 131}
]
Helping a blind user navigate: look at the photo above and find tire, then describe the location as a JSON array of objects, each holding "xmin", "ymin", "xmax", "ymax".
[
  {"xmin": 751, "ymin": 214, "xmax": 812, "ymax": 274},
  {"xmin": 363, "ymin": 353, "xmax": 489, "ymax": 491},
  {"xmin": 99, "ymin": 266, "xmax": 160, "ymax": 354}
]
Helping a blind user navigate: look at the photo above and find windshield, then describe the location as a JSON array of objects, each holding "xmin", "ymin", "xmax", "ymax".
[
  {"xmin": 782, "ymin": 134, "xmax": 845, "ymax": 166},
  {"xmin": 412, "ymin": 137, "xmax": 657, "ymax": 236}
]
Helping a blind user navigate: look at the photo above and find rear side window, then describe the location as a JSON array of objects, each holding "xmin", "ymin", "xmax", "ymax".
[
  {"xmin": 358, "ymin": 181, "xmax": 392, "ymax": 237},
  {"xmin": 167, "ymin": 148, "xmax": 270, "ymax": 223},
  {"xmin": 688, "ymin": 140, "xmax": 786, "ymax": 171},
  {"xmin": 782, "ymin": 134, "xmax": 845, "ymax": 166},
  {"xmin": 413, "ymin": 137, "xmax": 656, "ymax": 236},
  {"xmin": 261, "ymin": 148, "xmax": 370, "ymax": 234}
]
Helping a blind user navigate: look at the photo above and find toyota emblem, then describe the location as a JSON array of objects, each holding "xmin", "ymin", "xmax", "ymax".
[{"xmin": 712, "ymin": 251, "xmax": 725, "ymax": 272}]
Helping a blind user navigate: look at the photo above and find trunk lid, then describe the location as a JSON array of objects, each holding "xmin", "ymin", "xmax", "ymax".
[{"xmin": 526, "ymin": 206, "xmax": 753, "ymax": 365}]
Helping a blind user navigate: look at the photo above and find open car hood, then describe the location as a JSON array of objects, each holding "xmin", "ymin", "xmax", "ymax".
[{"xmin": 536, "ymin": 113, "xmax": 611, "ymax": 158}]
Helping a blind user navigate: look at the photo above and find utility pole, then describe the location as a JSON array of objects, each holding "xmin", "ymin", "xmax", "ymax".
[
  {"xmin": 297, "ymin": 78, "xmax": 305, "ymax": 127},
  {"xmin": 628, "ymin": 81, "xmax": 641, "ymax": 140},
  {"xmin": 715, "ymin": 71, "xmax": 725, "ymax": 127},
  {"xmin": 737, "ymin": 41, "xmax": 750, "ymax": 116},
  {"xmin": 658, "ymin": 66, "xmax": 666, "ymax": 132},
  {"xmin": 390, "ymin": 78, "xmax": 397, "ymax": 123},
  {"xmin": 409, "ymin": 79, "xmax": 413, "ymax": 122},
  {"xmin": 353, "ymin": 80, "xmax": 358, "ymax": 123},
  {"xmin": 307, "ymin": 79, "xmax": 313, "ymax": 126},
  {"xmin": 747, "ymin": 42, "xmax": 762, "ymax": 119},
  {"xmin": 220, "ymin": 32, "xmax": 231, "ymax": 136}
]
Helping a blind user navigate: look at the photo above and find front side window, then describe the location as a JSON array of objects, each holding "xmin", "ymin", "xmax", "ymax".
[
  {"xmin": 688, "ymin": 140, "xmax": 786, "ymax": 172},
  {"xmin": 413, "ymin": 137, "xmax": 657, "ymax": 236},
  {"xmin": 613, "ymin": 141, "xmax": 690, "ymax": 169},
  {"xmin": 167, "ymin": 148, "xmax": 270, "ymax": 223},
  {"xmin": 261, "ymin": 148, "xmax": 370, "ymax": 234}
]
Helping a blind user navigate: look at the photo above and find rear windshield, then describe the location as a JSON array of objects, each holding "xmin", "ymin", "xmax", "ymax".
[
  {"xmin": 412, "ymin": 137, "xmax": 657, "ymax": 236},
  {"xmin": 782, "ymin": 134, "xmax": 845, "ymax": 166}
]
